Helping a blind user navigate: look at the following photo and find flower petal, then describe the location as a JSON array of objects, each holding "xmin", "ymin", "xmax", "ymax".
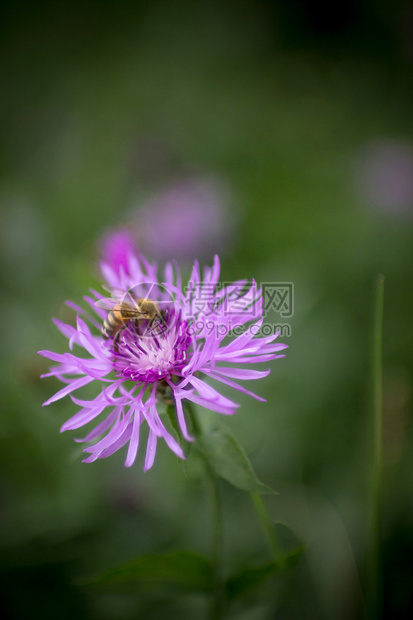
[
  {"xmin": 144, "ymin": 429, "xmax": 158, "ymax": 471},
  {"xmin": 204, "ymin": 371, "xmax": 266, "ymax": 402},
  {"xmin": 76, "ymin": 317, "xmax": 105, "ymax": 359},
  {"xmin": 209, "ymin": 367, "xmax": 270, "ymax": 380},
  {"xmin": 42, "ymin": 375, "xmax": 94, "ymax": 406},
  {"xmin": 171, "ymin": 392, "xmax": 194, "ymax": 442},
  {"xmin": 61, "ymin": 404, "xmax": 107, "ymax": 431},
  {"xmin": 125, "ymin": 409, "xmax": 142, "ymax": 467},
  {"xmin": 74, "ymin": 409, "xmax": 118, "ymax": 442},
  {"xmin": 150, "ymin": 404, "xmax": 185, "ymax": 459}
]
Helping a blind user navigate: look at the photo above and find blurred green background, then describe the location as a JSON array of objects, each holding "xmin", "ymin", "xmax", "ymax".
[{"xmin": 1, "ymin": 1, "xmax": 413, "ymax": 618}]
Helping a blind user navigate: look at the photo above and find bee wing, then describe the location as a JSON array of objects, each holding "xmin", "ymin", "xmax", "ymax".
[
  {"xmin": 95, "ymin": 296, "xmax": 145, "ymax": 320},
  {"xmin": 95, "ymin": 297, "xmax": 122, "ymax": 311}
]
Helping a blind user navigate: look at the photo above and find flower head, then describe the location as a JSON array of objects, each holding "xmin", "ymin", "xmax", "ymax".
[{"xmin": 39, "ymin": 255, "xmax": 287, "ymax": 470}]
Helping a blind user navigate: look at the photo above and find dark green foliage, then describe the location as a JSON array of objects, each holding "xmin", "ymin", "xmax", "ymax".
[
  {"xmin": 83, "ymin": 550, "xmax": 213, "ymax": 595},
  {"xmin": 195, "ymin": 426, "xmax": 277, "ymax": 494}
]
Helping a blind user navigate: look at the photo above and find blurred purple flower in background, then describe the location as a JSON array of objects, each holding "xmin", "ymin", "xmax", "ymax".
[
  {"xmin": 39, "ymin": 254, "xmax": 286, "ymax": 470},
  {"xmin": 138, "ymin": 178, "xmax": 234, "ymax": 260},
  {"xmin": 99, "ymin": 176, "xmax": 237, "ymax": 271},
  {"xmin": 99, "ymin": 228, "xmax": 138, "ymax": 275},
  {"xmin": 356, "ymin": 140, "xmax": 413, "ymax": 215}
]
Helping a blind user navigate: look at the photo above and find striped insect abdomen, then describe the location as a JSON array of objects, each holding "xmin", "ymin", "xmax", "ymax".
[{"xmin": 102, "ymin": 308, "xmax": 125, "ymax": 338}]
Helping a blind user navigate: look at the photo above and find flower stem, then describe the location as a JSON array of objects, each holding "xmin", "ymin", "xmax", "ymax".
[
  {"xmin": 250, "ymin": 492, "xmax": 283, "ymax": 563},
  {"xmin": 205, "ymin": 460, "xmax": 224, "ymax": 619},
  {"xmin": 367, "ymin": 275, "xmax": 384, "ymax": 618},
  {"xmin": 183, "ymin": 401, "xmax": 225, "ymax": 618}
]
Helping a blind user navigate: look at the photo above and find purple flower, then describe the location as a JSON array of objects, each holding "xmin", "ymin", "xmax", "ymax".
[
  {"xmin": 97, "ymin": 178, "xmax": 237, "ymax": 272},
  {"xmin": 99, "ymin": 228, "xmax": 138, "ymax": 275},
  {"xmin": 39, "ymin": 255, "xmax": 287, "ymax": 470},
  {"xmin": 138, "ymin": 178, "xmax": 232, "ymax": 260},
  {"xmin": 355, "ymin": 140, "xmax": 413, "ymax": 215}
]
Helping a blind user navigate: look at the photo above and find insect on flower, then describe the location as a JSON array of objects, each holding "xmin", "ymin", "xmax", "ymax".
[
  {"xmin": 39, "ymin": 254, "xmax": 288, "ymax": 470},
  {"xmin": 96, "ymin": 293, "xmax": 165, "ymax": 345}
]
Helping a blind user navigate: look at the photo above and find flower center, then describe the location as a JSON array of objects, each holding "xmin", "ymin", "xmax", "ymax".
[{"xmin": 111, "ymin": 309, "xmax": 191, "ymax": 384}]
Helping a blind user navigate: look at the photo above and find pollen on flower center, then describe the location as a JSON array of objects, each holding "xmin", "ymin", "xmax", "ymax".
[{"xmin": 111, "ymin": 309, "xmax": 192, "ymax": 384}]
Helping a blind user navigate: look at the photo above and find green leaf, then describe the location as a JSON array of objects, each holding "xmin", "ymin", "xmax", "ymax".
[
  {"xmin": 81, "ymin": 550, "xmax": 213, "ymax": 594},
  {"xmin": 195, "ymin": 426, "xmax": 277, "ymax": 494},
  {"xmin": 166, "ymin": 403, "xmax": 181, "ymax": 439},
  {"xmin": 225, "ymin": 546, "xmax": 304, "ymax": 602}
]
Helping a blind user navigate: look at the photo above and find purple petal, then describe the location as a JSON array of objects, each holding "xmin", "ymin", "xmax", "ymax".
[
  {"xmin": 38, "ymin": 350, "xmax": 69, "ymax": 364},
  {"xmin": 61, "ymin": 404, "xmax": 107, "ymax": 431},
  {"xmin": 83, "ymin": 407, "xmax": 130, "ymax": 455},
  {"xmin": 99, "ymin": 425, "xmax": 133, "ymax": 459},
  {"xmin": 150, "ymin": 405, "xmax": 185, "ymax": 459},
  {"xmin": 125, "ymin": 409, "xmax": 142, "ymax": 467},
  {"xmin": 100, "ymin": 262, "xmax": 119, "ymax": 288},
  {"xmin": 76, "ymin": 317, "xmax": 104, "ymax": 359},
  {"xmin": 187, "ymin": 376, "xmax": 239, "ymax": 410},
  {"xmin": 217, "ymin": 353, "xmax": 284, "ymax": 364},
  {"xmin": 170, "ymin": 391, "xmax": 194, "ymax": 442},
  {"xmin": 70, "ymin": 383, "xmax": 121, "ymax": 408},
  {"xmin": 144, "ymin": 429, "xmax": 158, "ymax": 471},
  {"xmin": 65, "ymin": 300, "xmax": 87, "ymax": 314},
  {"xmin": 209, "ymin": 254, "xmax": 220, "ymax": 288},
  {"xmin": 210, "ymin": 367, "xmax": 270, "ymax": 380},
  {"xmin": 82, "ymin": 423, "xmax": 132, "ymax": 462},
  {"xmin": 141, "ymin": 405, "xmax": 162, "ymax": 437},
  {"xmin": 42, "ymin": 375, "xmax": 94, "ymax": 406},
  {"xmin": 84, "ymin": 295, "xmax": 107, "ymax": 320},
  {"xmin": 52, "ymin": 319, "xmax": 81, "ymax": 345},
  {"xmin": 204, "ymin": 370, "xmax": 266, "ymax": 402},
  {"xmin": 74, "ymin": 409, "xmax": 118, "ymax": 442},
  {"xmin": 177, "ymin": 388, "xmax": 238, "ymax": 415},
  {"xmin": 65, "ymin": 301, "xmax": 101, "ymax": 330}
]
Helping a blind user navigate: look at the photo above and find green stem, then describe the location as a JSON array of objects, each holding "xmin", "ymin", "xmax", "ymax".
[
  {"xmin": 206, "ymin": 461, "xmax": 224, "ymax": 619},
  {"xmin": 368, "ymin": 274, "xmax": 384, "ymax": 618},
  {"xmin": 250, "ymin": 492, "xmax": 283, "ymax": 563},
  {"xmin": 183, "ymin": 401, "xmax": 225, "ymax": 618}
]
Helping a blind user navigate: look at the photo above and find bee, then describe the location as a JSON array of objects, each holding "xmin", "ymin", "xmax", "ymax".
[{"xmin": 96, "ymin": 294, "xmax": 164, "ymax": 343}]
